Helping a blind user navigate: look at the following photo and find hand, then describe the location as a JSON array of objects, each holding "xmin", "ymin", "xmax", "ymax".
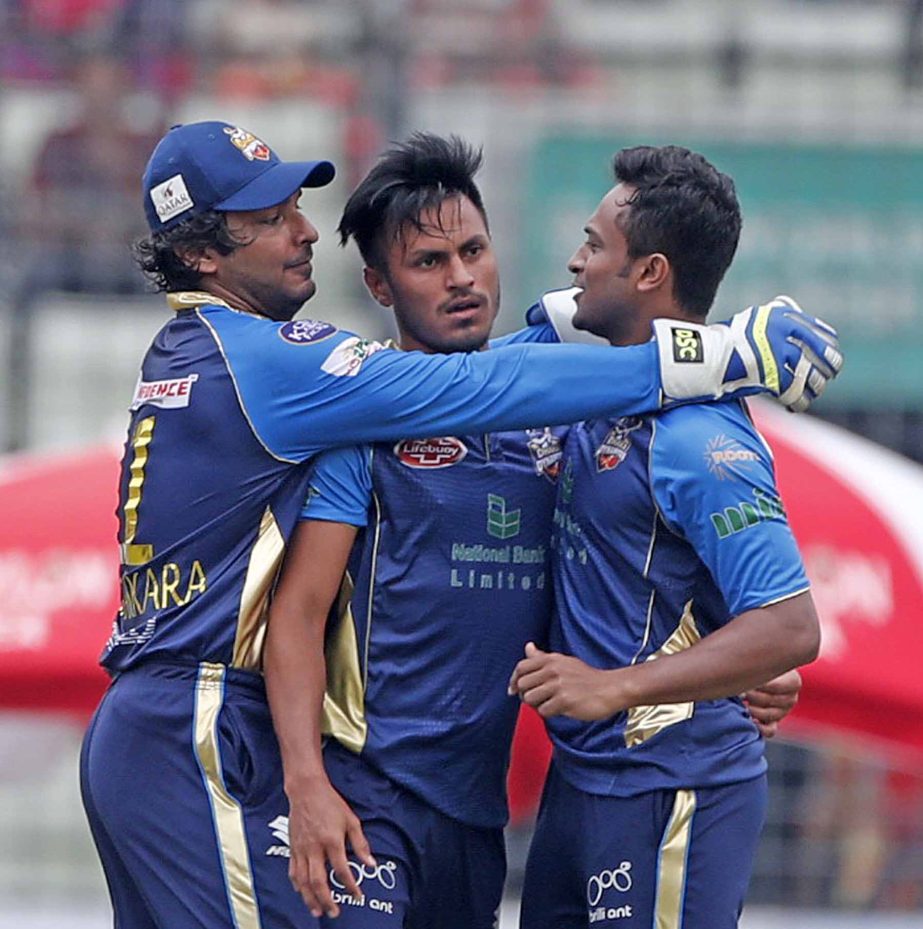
[
  {"xmin": 654, "ymin": 295, "xmax": 843, "ymax": 412},
  {"xmin": 508, "ymin": 642, "xmax": 619, "ymax": 721},
  {"xmin": 744, "ymin": 668, "xmax": 802, "ymax": 739},
  {"xmin": 286, "ymin": 776, "xmax": 375, "ymax": 918}
]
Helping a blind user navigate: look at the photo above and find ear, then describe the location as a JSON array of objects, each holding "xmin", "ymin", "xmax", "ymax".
[
  {"xmin": 635, "ymin": 252, "xmax": 670, "ymax": 294},
  {"xmin": 176, "ymin": 245, "xmax": 216, "ymax": 276},
  {"xmin": 363, "ymin": 266, "xmax": 394, "ymax": 307}
]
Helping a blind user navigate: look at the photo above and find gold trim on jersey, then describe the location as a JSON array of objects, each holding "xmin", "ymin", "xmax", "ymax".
[
  {"xmin": 321, "ymin": 572, "xmax": 368, "ymax": 752},
  {"xmin": 654, "ymin": 789, "xmax": 696, "ymax": 929},
  {"xmin": 167, "ymin": 291, "xmax": 233, "ymax": 311},
  {"xmin": 193, "ymin": 663, "xmax": 262, "ymax": 929},
  {"xmin": 196, "ymin": 309, "xmax": 300, "ymax": 465},
  {"xmin": 624, "ymin": 600, "xmax": 701, "ymax": 748},
  {"xmin": 121, "ymin": 416, "xmax": 156, "ymax": 566},
  {"xmin": 232, "ymin": 507, "xmax": 285, "ymax": 670}
]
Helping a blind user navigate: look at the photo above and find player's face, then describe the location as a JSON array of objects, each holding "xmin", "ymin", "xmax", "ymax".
[
  {"xmin": 568, "ymin": 183, "xmax": 647, "ymax": 345},
  {"xmin": 203, "ymin": 192, "xmax": 320, "ymax": 321},
  {"xmin": 366, "ymin": 195, "xmax": 500, "ymax": 354}
]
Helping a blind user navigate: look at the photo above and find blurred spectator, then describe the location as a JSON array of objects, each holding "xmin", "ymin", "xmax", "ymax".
[
  {"xmin": 192, "ymin": 0, "xmax": 359, "ymax": 100},
  {"xmin": 5, "ymin": 49, "xmax": 163, "ymax": 451},
  {"xmin": 14, "ymin": 50, "xmax": 163, "ymax": 295},
  {"xmin": 794, "ymin": 745, "xmax": 890, "ymax": 908}
]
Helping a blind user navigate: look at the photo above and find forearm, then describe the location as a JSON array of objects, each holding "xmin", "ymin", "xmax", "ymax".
[
  {"xmin": 602, "ymin": 592, "xmax": 819, "ymax": 714},
  {"xmin": 263, "ymin": 602, "xmax": 329, "ymax": 794}
]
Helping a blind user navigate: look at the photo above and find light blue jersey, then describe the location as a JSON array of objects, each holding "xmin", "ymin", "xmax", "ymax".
[{"xmin": 547, "ymin": 400, "xmax": 809, "ymax": 796}]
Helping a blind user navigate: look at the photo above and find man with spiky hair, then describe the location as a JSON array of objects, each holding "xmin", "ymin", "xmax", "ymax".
[{"xmin": 263, "ymin": 135, "xmax": 835, "ymax": 927}]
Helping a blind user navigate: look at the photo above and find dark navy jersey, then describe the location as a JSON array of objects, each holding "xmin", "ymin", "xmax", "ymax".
[
  {"xmin": 547, "ymin": 400, "xmax": 809, "ymax": 797},
  {"xmin": 104, "ymin": 295, "xmax": 657, "ymax": 675},
  {"xmin": 303, "ymin": 328, "xmax": 565, "ymax": 828}
]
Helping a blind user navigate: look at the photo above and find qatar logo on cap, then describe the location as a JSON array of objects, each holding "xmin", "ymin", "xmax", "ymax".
[
  {"xmin": 150, "ymin": 174, "xmax": 194, "ymax": 223},
  {"xmin": 223, "ymin": 126, "xmax": 271, "ymax": 162}
]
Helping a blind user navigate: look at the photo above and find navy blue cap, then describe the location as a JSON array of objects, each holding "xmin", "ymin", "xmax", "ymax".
[{"xmin": 142, "ymin": 121, "xmax": 335, "ymax": 232}]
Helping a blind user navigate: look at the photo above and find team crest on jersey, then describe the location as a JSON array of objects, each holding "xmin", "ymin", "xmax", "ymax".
[
  {"xmin": 395, "ymin": 437, "xmax": 468, "ymax": 469},
  {"xmin": 321, "ymin": 337, "xmax": 387, "ymax": 377},
  {"xmin": 223, "ymin": 126, "xmax": 271, "ymax": 161},
  {"xmin": 278, "ymin": 319, "xmax": 337, "ymax": 345},
  {"xmin": 595, "ymin": 417, "xmax": 642, "ymax": 472},
  {"xmin": 526, "ymin": 428, "xmax": 563, "ymax": 482},
  {"xmin": 130, "ymin": 373, "xmax": 199, "ymax": 410},
  {"xmin": 704, "ymin": 434, "xmax": 761, "ymax": 480}
]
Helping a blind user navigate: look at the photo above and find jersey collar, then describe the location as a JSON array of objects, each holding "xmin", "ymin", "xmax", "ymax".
[{"xmin": 167, "ymin": 291, "xmax": 234, "ymax": 312}]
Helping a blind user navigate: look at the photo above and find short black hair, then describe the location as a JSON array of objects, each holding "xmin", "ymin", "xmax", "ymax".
[
  {"xmin": 338, "ymin": 132, "xmax": 488, "ymax": 270},
  {"xmin": 132, "ymin": 211, "xmax": 245, "ymax": 292},
  {"xmin": 613, "ymin": 145, "xmax": 741, "ymax": 317}
]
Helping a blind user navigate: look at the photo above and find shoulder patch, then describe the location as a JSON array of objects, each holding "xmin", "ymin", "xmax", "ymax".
[
  {"xmin": 131, "ymin": 373, "xmax": 199, "ymax": 411},
  {"xmin": 278, "ymin": 319, "xmax": 338, "ymax": 345},
  {"xmin": 321, "ymin": 337, "xmax": 387, "ymax": 377},
  {"xmin": 395, "ymin": 437, "xmax": 468, "ymax": 469},
  {"xmin": 704, "ymin": 433, "xmax": 762, "ymax": 481}
]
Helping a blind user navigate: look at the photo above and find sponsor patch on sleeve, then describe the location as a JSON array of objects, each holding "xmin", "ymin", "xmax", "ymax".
[
  {"xmin": 320, "ymin": 337, "xmax": 388, "ymax": 377},
  {"xmin": 278, "ymin": 319, "xmax": 338, "ymax": 345},
  {"xmin": 130, "ymin": 374, "xmax": 199, "ymax": 411},
  {"xmin": 704, "ymin": 433, "xmax": 762, "ymax": 480}
]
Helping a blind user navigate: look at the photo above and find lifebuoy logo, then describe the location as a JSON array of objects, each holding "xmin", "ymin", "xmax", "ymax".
[{"xmin": 395, "ymin": 437, "xmax": 468, "ymax": 469}]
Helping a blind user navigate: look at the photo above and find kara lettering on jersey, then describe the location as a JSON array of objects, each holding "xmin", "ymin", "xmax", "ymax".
[
  {"xmin": 149, "ymin": 174, "xmax": 194, "ymax": 223},
  {"xmin": 119, "ymin": 559, "xmax": 208, "ymax": 620},
  {"xmin": 130, "ymin": 374, "xmax": 199, "ymax": 411},
  {"xmin": 704, "ymin": 434, "xmax": 761, "ymax": 480},
  {"xmin": 527, "ymin": 428, "xmax": 563, "ymax": 481},
  {"xmin": 278, "ymin": 319, "xmax": 337, "ymax": 345},
  {"xmin": 595, "ymin": 417, "xmax": 643, "ymax": 472},
  {"xmin": 395, "ymin": 437, "xmax": 467, "ymax": 469},
  {"xmin": 710, "ymin": 488, "xmax": 785, "ymax": 539}
]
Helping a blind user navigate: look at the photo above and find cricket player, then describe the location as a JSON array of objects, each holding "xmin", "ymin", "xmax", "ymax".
[
  {"xmin": 264, "ymin": 135, "xmax": 830, "ymax": 928},
  {"xmin": 509, "ymin": 145, "xmax": 830, "ymax": 929}
]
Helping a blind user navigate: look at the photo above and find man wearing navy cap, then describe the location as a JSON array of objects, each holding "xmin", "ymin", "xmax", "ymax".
[{"xmin": 78, "ymin": 120, "xmax": 841, "ymax": 929}]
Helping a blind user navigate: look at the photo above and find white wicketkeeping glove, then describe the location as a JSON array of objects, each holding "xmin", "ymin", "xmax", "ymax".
[{"xmin": 653, "ymin": 295, "xmax": 843, "ymax": 412}]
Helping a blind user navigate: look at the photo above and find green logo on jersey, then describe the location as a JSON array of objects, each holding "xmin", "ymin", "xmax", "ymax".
[
  {"xmin": 487, "ymin": 494, "xmax": 521, "ymax": 540},
  {"xmin": 710, "ymin": 489, "xmax": 785, "ymax": 540}
]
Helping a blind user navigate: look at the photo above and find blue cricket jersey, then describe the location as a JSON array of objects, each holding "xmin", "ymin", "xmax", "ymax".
[
  {"xmin": 104, "ymin": 295, "xmax": 654, "ymax": 675},
  {"xmin": 303, "ymin": 328, "xmax": 565, "ymax": 829},
  {"xmin": 547, "ymin": 400, "xmax": 810, "ymax": 796}
]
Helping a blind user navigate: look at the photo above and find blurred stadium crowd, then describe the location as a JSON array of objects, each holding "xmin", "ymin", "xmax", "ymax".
[
  {"xmin": 0, "ymin": 0, "xmax": 921, "ymax": 923},
  {"xmin": 2, "ymin": 0, "xmax": 923, "ymax": 457}
]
